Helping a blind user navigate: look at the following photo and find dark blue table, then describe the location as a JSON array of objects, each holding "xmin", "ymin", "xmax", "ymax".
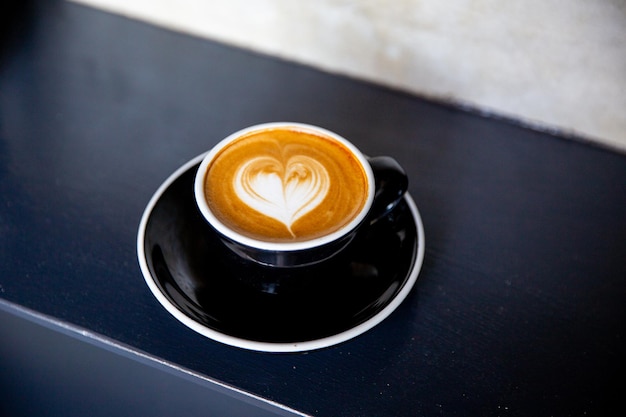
[{"xmin": 2, "ymin": 2, "xmax": 625, "ymax": 416}]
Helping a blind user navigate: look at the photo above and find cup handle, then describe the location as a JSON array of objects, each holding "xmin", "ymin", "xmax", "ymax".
[{"xmin": 367, "ymin": 156, "xmax": 409, "ymax": 224}]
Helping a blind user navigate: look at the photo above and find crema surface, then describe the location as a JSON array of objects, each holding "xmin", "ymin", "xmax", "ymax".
[{"xmin": 204, "ymin": 128, "xmax": 369, "ymax": 243}]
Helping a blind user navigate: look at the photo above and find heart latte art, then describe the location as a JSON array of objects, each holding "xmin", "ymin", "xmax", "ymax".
[
  {"xmin": 234, "ymin": 155, "xmax": 329, "ymax": 235},
  {"xmin": 203, "ymin": 127, "xmax": 369, "ymax": 243}
]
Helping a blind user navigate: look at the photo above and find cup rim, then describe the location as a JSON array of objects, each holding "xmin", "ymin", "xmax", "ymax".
[{"xmin": 194, "ymin": 122, "xmax": 376, "ymax": 252}]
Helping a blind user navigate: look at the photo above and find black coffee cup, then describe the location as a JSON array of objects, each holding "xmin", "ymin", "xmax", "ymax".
[{"xmin": 194, "ymin": 122, "xmax": 407, "ymax": 268}]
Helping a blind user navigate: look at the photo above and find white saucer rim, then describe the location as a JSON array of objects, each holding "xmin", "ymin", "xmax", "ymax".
[{"xmin": 137, "ymin": 153, "xmax": 425, "ymax": 353}]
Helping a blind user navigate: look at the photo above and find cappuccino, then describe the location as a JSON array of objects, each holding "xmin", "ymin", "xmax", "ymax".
[{"xmin": 202, "ymin": 126, "xmax": 369, "ymax": 243}]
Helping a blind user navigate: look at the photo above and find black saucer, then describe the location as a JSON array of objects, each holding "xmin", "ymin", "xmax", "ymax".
[{"xmin": 137, "ymin": 154, "xmax": 425, "ymax": 352}]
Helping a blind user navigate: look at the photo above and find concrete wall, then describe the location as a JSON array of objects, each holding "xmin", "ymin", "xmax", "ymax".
[{"xmin": 70, "ymin": 0, "xmax": 626, "ymax": 151}]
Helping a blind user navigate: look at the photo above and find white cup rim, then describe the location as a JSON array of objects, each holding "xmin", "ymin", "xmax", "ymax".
[{"xmin": 194, "ymin": 122, "xmax": 376, "ymax": 252}]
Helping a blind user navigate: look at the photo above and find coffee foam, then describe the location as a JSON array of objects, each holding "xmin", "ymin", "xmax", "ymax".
[
  {"xmin": 234, "ymin": 154, "xmax": 329, "ymax": 236},
  {"xmin": 203, "ymin": 127, "xmax": 369, "ymax": 243}
]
